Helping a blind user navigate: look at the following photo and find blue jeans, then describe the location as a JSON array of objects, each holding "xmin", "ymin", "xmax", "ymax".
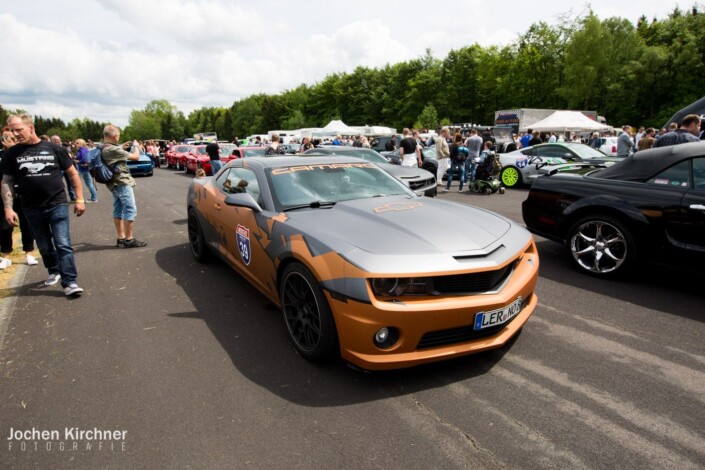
[
  {"xmin": 80, "ymin": 170, "xmax": 98, "ymax": 202},
  {"xmin": 446, "ymin": 159, "xmax": 465, "ymax": 191},
  {"xmin": 210, "ymin": 160, "xmax": 223, "ymax": 175},
  {"xmin": 111, "ymin": 185, "xmax": 137, "ymax": 221},
  {"xmin": 23, "ymin": 204, "xmax": 77, "ymax": 287},
  {"xmin": 465, "ymin": 159, "xmax": 479, "ymax": 184}
]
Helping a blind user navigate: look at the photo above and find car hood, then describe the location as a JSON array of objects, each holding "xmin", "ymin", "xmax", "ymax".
[
  {"xmin": 378, "ymin": 162, "xmax": 433, "ymax": 180},
  {"xmin": 129, "ymin": 154, "xmax": 152, "ymax": 163},
  {"xmin": 285, "ymin": 196, "xmax": 512, "ymax": 256},
  {"xmin": 275, "ymin": 196, "xmax": 530, "ymax": 274}
]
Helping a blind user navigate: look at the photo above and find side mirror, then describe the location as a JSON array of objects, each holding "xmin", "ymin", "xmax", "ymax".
[{"xmin": 224, "ymin": 193, "xmax": 262, "ymax": 212}]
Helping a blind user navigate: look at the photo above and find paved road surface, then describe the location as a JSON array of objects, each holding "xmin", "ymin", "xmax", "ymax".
[{"xmin": 1, "ymin": 168, "xmax": 704, "ymax": 468}]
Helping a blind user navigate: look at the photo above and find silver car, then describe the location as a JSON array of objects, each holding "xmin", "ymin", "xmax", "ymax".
[{"xmin": 304, "ymin": 147, "xmax": 437, "ymax": 197}]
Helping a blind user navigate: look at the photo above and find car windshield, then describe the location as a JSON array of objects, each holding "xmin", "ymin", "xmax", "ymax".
[
  {"xmin": 244, "ymin": 148, "xmax": 266, "ymax": 158},
  {"xmin": 268, "ymin": 163, "xmax": 412, "ymax": 210},
  {"xmin": 197, "ymin": 147, "xmax": 206, "ymax": 155},
  {"xmin": 176, "ymin": 146, "xmax": 190, "ymax": 153},
  {"xmin": 220, "ymin": 144, "xmax": 236, "ymax": 154},
  {"xmin": 566, "ymin": 144, "xmax": 607, "ymax": 159}
]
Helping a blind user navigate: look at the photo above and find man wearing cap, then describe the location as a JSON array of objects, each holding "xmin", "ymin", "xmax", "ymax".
[{"xmin": 616, "ymin": 125, "xmax": 634, "ymax": 157}]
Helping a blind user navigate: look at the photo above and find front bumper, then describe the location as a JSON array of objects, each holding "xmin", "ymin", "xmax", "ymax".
[
  {"xmin": 329, "ymin": 243, "xmax": 539, "ymax": 370},
  {"xmin": 127, "ymin": 163, "xmax": 153, "ymax": 175}
]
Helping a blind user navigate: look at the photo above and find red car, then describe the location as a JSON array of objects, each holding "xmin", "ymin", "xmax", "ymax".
[
  {"xmin": 165, "ymin": 144, "xmax": 193, "ymax": 170},
  {"xmin": 187, "ymin": 145, "xmax": 269, "ymax": 175},
  {"xmin": 221, "ymin": 146, "xmax": 266, "ymax": 165}
]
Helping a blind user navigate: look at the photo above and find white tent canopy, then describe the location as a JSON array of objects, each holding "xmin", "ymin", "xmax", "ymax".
[
  {"xmin": 520, "ymin": 111, "xmax": 611, "ymax": 132},
  {"xmin": 319, "ymin": 120, "xmax": 357, "ymax": 136}
]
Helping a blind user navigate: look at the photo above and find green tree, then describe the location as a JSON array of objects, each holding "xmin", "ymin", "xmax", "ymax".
[
  {"xmin": 282, "ymin": 109, "xmax": 306, "ymax": 130},
  {"xmin": 124, "ymin": 110, "xmax": 161, "ymax": 140},
  {"xmin": 414, "ymin": 103, "xmax": 439, "ymax": 130}
]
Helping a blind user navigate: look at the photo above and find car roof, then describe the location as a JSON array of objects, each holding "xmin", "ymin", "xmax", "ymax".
[{"xmin": 593, "ymin": 141, "xmax": 705, "ymax": 181}]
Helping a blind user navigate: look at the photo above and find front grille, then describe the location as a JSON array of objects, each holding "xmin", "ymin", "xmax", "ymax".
[
  {"xmin": 416, "ymin": 294, "xmax": 531, "ymax": 349},
  {"xmin": 432, "ymin": 261, "xmax": 515, "ymax": 294},
  {"xmin": 409, "ymin": 177, "xmax": 435, "ymax": 190}
]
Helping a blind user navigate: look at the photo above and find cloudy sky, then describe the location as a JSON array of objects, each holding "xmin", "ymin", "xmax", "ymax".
[{"xmin": 0, "ymin": 0, "xmax": 697, "ymax": 127}]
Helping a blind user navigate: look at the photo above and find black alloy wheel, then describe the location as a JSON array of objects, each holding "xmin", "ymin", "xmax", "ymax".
[
  {"xmin": 187, "ymin": 209, "xmax": 211, "ymax": 263},
  {"xmin": 280, "ymin": 263, "xmax": 338, "ymax": 363}
]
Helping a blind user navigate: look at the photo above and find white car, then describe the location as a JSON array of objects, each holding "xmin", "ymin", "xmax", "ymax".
[
  {"xmin": 499, "ymin": 142, "xmax": 618, "ymax": 188},
  {"xmin": 597, "ymin": 137, "xmax": 619, "ymax": 156}
]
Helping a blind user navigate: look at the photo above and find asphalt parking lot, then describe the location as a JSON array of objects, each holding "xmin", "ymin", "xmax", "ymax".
[{"xmin": 1, "ymin": 168, "xmax": 704, "ymax": 469}]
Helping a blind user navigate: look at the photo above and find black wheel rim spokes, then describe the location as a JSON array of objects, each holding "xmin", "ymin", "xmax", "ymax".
[{"xmin": 282, "ymin": 273, "xmax": 321, "ymax": 352}]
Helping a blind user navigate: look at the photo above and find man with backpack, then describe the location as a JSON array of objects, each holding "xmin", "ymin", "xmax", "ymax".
[{"xmin": 100, "ymin": 124, "xmax": 147, "ymax": 248}]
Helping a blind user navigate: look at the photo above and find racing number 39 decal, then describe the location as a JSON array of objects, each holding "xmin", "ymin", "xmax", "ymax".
[{"xmin": 236, "ymin": 224, "xmax": 251, "ymax": 265}]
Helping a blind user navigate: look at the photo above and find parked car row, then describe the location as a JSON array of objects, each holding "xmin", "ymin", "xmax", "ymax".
[{"xmin": 164, "ymin": 144, "xmax": 266, "ymax": 175}]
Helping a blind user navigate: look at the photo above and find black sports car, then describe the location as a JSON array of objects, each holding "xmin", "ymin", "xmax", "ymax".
[{"xmin": 522, "ymin": 141, "xmax": 705, "ymax": 277}]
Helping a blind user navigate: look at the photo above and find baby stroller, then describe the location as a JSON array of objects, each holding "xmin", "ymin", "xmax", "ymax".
[{"xmin": 470, "ymin": 151, "xmax": 505, "ymax": 195}]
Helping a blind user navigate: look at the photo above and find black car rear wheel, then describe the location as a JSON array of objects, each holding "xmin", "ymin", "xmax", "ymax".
[
  {"xmin": 188, "ymin": 209, "xmax": 211, "ymax": 263},
  {"xmin": 280, "ymin": 263, "xmax": 338, "ymax": 363},
  {"xmin": 567, "ymin": 215, "xmax": 635, "ymax": 277}
]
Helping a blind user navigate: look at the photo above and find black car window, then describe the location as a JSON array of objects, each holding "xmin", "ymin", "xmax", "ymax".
[
  {"xmin": 218, "ymin": 168, "xmax": 261, "ymax": 200},
  {"xmin": 646, "ymin": 160, "xmax": 691, "ymax": 188},
  {"xmin": 538, "ymin": 146, "xmax": 572, "ymax": 159},
  {"xmin": 693, "ymin": 157, "xmax": 705, "ymax": 190}
]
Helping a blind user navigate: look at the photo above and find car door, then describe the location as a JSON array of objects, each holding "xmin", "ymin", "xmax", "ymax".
[
  {"xmin": 679, "ymin": 157, "xmax": 705, "ymax": 252},
  {"xmin": 644, "ymin": 159, "xmax": 697, "ymax": 252},
  {"xmin": 211, "ymin": 166, "xmax": 278, "ymax": 299}
]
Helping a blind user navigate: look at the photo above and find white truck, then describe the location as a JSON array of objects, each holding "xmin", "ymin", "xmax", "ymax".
[{"xmin": 495, "ymin": 108, "xmax": 601, "ymax": 133}]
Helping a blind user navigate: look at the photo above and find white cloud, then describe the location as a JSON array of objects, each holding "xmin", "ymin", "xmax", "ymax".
[
  {"xmin": 96, "ymin": 0, "xmax": 270, "ymax": 51},
  {"xmin": 0, "ymin": 1, "xmax": 698, "ymax": 127}
]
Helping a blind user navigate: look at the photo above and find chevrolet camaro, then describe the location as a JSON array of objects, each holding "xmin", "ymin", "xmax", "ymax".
[{"xmin": 187, "ymin": 156, "xmax": 539, "ymax": 370}]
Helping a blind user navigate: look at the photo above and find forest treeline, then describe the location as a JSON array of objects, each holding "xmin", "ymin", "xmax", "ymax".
[{"xmin": 1, "ymin": 7, "xmax": 703, "ymax": 142}]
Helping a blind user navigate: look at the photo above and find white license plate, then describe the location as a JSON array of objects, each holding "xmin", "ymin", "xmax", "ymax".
[{"xmin": 473, "ymin": 297, "xmax": 523, "ymax": 331}]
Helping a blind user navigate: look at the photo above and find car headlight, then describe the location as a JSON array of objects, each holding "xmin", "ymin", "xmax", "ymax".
[{"xmin": 370, "ymin": 277, "xmax": 427, "ymax": 296}]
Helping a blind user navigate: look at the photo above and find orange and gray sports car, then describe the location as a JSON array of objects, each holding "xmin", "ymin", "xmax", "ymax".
[{"xmin": 187, "ymin": 156, "xmax": 539, "ymax": 370}]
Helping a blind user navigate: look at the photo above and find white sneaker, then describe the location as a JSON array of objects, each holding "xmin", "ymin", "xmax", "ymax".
[
  {"xmin": 64, "ymin": 283, "xmax": 84, "ymax": 297},
  {"xmin": 44, "ymin": 273, "xmax": 61, "ymax": 286},
  {"xmin": 0, "ymin": 258, "xmax": 11, "ymax": 270},
  {"xmin": 26, "ymin": 254, "xmax": 38, "ymax": 266}
]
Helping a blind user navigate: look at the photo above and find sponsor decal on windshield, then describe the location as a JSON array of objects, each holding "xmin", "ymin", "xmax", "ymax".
[{"xmin": 271, "ymin": 163, "xmax": 376, "ymax": 175}]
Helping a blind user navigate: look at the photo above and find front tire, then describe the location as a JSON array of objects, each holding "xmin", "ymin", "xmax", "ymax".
[
  {"xmin": 188, "ymin": 209, "xmax": 211, "ymax": 263},
  {"xmin": 280, "ymin": 263, "xmax": 339, "ymax": 363},
  {"xmin": 567, "ymin": 215, "xmax": 635, "ymax": 277},
  {"xmin": 500, "ymin": 166, "xmax": 522, "ymax": 188}
]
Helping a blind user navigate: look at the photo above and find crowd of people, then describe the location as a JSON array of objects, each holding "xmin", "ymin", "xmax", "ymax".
[
  {"xmin": 0, "ymin": 111, "xmax": 702, "ymax": 298},
  {"xmin": 0, "ymin": 115, "xmax": 150, "ymax": 297}
]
